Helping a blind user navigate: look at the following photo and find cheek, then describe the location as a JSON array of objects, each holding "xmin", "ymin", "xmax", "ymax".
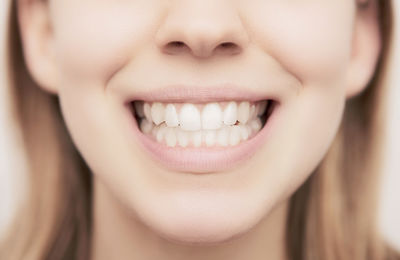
[
  {"xmin": 51, "ymin": 2, "xmax": 163, "ymax": 82},
  {"xmin": 244, "ymin": 1, "xmax": 355, "ymax": 84}
]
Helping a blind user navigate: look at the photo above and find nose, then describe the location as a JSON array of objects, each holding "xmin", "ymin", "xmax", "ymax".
[{"xmin": 155, "ymin": 1, "xmax": 249, "ymax": 59}]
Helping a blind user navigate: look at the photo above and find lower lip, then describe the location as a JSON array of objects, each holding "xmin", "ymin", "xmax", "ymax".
[{"xmin": 127, "ymin": 104, "xmax": 279, "ymax": 173}]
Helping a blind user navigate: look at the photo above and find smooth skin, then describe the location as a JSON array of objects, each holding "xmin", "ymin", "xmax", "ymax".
[{"xmin": 18, "ymin": 0, "xmax": 380, "ymax": 259}]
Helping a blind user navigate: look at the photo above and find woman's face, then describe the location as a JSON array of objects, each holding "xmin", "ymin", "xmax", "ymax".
[{"xmin": 19, "ymin": 0, "xmax": 380, "ymax": 244}]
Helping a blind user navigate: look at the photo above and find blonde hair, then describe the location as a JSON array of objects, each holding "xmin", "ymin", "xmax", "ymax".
[{"xmin": 1, "ymin": 0, "xmax": 399, "ymax": 259}]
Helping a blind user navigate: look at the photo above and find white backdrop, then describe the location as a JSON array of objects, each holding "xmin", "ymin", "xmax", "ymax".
[{"xmin": 0, "ymin": 0, "xmax": 399, "ymax": 248}]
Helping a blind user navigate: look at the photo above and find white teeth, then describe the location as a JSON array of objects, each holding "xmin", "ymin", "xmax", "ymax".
[
  {"xmin": 217, "ymin": 128, "xmax": 229, "ymax": 147},
  {"xmin": 144, "ymin": 119, "xmax": 263, "ymax": 148},
  {"xmin": 192, "ymin": 131, "xmax": 202, "ymax": 147},
  {"xmin": 229, "ymin": 126, "xmax": 241, "ymax": 146},
  {"xmin": 156, "ymin": 125, "xmax": 167, "ymax": 142},
  {"xmin": 179, "ymin": 104, "xmax": 201, "ymax": 131},
  {"xmin": 204, "ymin": 131, "xmax": 216, "ymax": 147},
  {"xmin": 250, "ymin": 118, "xmax": 262, "ymax": 132},
  {"xmin": 239, "ymin": 125, "xmax": 249, "ymax": 141},
  {"xmin": 257, "ymin": 101, "xmax": 268, "ymax": 116},
  {"xmin": 165, "ymin": 128, "xmax": 177, "ymax": 147},
  {"xmin": 223, "ymin": 102, "xmax": 237, "ymax": 126},
  {"xmin": 151, "ymin": 102, "xmax": 165, "ymax": 125},
  {"xmin": 246, "ymin": 125, "xmax": 252, "ymax": 137},
  {"xmin": 202, "ymin": 103, "xmax": 222, "ymax": 130},
  {"xmin": 165, "ymin": 104, "xmax": 179, "ymax": 127},
  {"xmin": 237, "ymin": 102, "xmax": 250, "ymax": 124},
  {"xmin": 140, "ymin": 119, "xmax": 153, "ymax": 134},
  {"xmin": 144, "ymin": 103, "xmax": 152, "ymax": 122},
  {"xmin": 177, "ymin": 130, "xmax": 189, "ymax": 147},
  {"xmin": 136, "ymin": 100, "xmax": 271, "ymax": 147},
  {"xmin": 151, "ymin": 125, "xmax": 159, "ymax": 137},
  {"xmin": 249, "ymin": 105, "xmax": 256, "ymax": 119}
]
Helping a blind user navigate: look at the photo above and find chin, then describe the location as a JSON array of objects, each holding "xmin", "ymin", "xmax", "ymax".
[
  {"xmin": 151, "ymin": 214, "xmax": 257, "ymax": 246},
  {"xmin": 135, "ymin": 190, "xmax": 270, "ymax": 246}
]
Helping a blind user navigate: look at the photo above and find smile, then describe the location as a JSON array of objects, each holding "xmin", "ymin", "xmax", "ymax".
[
  {"xmin": 125, "ymin": 86, "xmax": 280, "ymax": 173},
  {"xmin": 132, "ymin": 100, "xmax": 274, "ymax": 147}
]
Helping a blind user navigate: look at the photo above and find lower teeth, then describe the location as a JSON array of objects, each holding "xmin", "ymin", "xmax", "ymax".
[{"xmin": 139, "ymin": 117, "xmax": 263, "ymax": 148}]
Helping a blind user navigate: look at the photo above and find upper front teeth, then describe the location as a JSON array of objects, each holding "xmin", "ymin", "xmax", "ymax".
[
  {"xmin": 134, "ymin": 101, "xmax": 267, "ymax": 131},
  {"xmin": 165, "ymin": 104, "xmax": 179, "ymax": 127},
  {"xmin": 237, "ymin": 102, "xmax": 250, "ymax": 124},
  {"xmin": 151, "ymin": 102, "xmax": 165, "ymax": 125},
  {"xmin": 180, "ymin": 104, "xmax": 202, "ymax": 131},
  {"xmin": 202, "ymin": 103, "xmax": 222, "ymax": 130},
  {"xmin": 223, "ymin": 102, "xmax": 237, "ymax": 125}
]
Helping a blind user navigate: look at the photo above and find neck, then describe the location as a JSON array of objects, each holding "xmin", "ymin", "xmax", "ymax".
[{"xmin": 90, "ymin": 179, "xmax": 288, "ymax": 260}]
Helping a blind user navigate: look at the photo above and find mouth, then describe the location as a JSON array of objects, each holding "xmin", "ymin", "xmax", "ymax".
[
  {"xmin": 131, "ymin": 100, "xmax": 276, "ymax": 147},
  {"xmin": 125, "ymin": 86, "xmax": 279, "ymax": 173}
]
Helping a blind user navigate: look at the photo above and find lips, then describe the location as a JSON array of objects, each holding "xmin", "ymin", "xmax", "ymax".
[{"xmin": 124, "ymin": 85, "xmax": 279, "ymax": 173}]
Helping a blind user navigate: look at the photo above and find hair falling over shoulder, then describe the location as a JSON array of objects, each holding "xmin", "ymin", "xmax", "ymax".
[{"xmin": 0, "ymin": 0, "xmax": 399, "ymax": 259}]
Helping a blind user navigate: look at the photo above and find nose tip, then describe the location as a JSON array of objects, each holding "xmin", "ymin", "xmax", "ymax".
[{"xmin": 155, "ymin": 4, "xmax": 249, "ymax": 59}]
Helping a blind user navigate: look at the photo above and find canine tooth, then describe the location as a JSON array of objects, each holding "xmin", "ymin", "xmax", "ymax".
[
  {"xmin": 257, "ymin": 101, "xmax": 268, "ymax": 116},
  {"xmin": 151, "ymin": 102, "xmax": 165, "ymax": 125},
  {"xmin": 223, "ymin": 102, "xmax": 237, "ymax": 126},
  {"xmin": 179, "ymin": 104, "xmax": 201, "ymax": 131},
  {"xmin": 165, "ymin": 104, "xmax": 179, "ymax": 127},
  {"xmin": 134, "ymin": 102, "xmax": 145, "ymax": 118},
  {"xmin": 202, "ymin": 103, "xmax": 222, "ymax": 130},
  {"xmin": 140, "ymin": 119, "xmax": 153, "ymax": 134},
  {"xmin": 204, "ymin": 131, "xmax": 216, "ymax": 147},
  {"xmin": 144, "ymin": 103, "xmax": 152, "ymax": 122},
  {"xmin": 239, "ymin": 125, "xmax": 249, "ymax": 141},
  {"xmin": 192, "ymin": 131, "xmax": 202, "ymax": 147},
  {"xmin": 177, "ymin": 130, "xmax": 189, "ymax": 147},
  {"xmin": 217, "ymin": 128, "xmax": 229, "ymax": 146},
  {"xmin": 156, "ymin": 125, "xmax": 167, "ymax": 142},
  {"xmin": 165, "ymin": 128, "xmax": 177, "ymax": 147},
  {"xmin": 237, "ymin": 102, "xmax": 250, "ymax": 124},
  {"xmin": 229, "ymin": 126, "xmax": 241, "ymax": 146}
]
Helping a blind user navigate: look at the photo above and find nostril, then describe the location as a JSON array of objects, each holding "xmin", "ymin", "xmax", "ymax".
[
  {"xmin": 169, "ymin": 41, "xmax": 185, "ymax": 47},
  {"xmin": 163, "ymin": 41, "xmax": 189, "ymax": 55},
  {"xmin": 163, "ymin": 41, "xmax": 241, "ymax": 56},
  {"xmin": 216, "ymin": 42, "xmax": 241, "ymax": 55},
  {"xmin": 220, "ymin": 42, "xmax": 235, "ymax": 48}
]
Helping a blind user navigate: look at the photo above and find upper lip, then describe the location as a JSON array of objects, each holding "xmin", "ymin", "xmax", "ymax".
[{"xmin": 121, "ymin": 83, "xmax": 288, "ymax": 105}]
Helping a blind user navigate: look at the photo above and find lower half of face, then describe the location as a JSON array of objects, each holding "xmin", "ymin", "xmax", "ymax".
[{"xmin": 54, "ymin": 0, "xmax": 353, "ymax": 244}]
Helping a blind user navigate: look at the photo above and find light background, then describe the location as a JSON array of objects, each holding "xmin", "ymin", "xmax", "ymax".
[{"xmin": 0, "ymin": 0, "xmax": 399, "ymax": 249}]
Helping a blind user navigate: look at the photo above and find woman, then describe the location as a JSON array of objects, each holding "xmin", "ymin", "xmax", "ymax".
[{"xmin": 1, "ymin": 0, "xmax": 399, "ymax": 259}]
